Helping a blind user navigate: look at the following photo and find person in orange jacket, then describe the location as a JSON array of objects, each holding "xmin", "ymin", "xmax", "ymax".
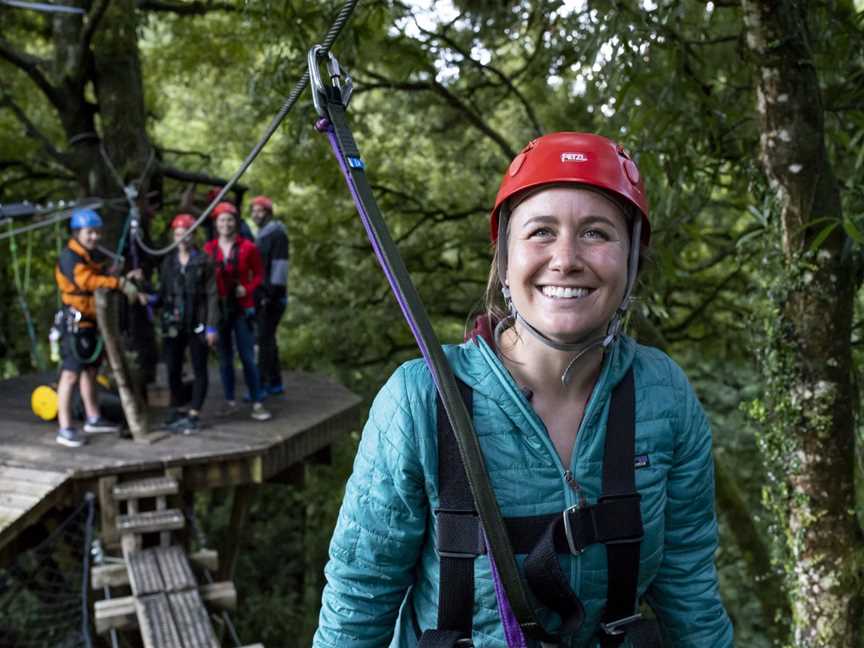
[{"xmin": 54, "ymin": 208, "xmax": 145, "ymax": 447}]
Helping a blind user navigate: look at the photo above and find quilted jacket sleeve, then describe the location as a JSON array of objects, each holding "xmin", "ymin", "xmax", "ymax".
[
  {"xmin": 645, "ymin": 362, "xmax": 733, "ymax": 647},
  {"xmin": 314, "ymin": 364, "xmax": 429, "ymax": 647}
]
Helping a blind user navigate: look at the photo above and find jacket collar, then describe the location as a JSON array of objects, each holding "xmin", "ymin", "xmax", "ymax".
[
  {"xmin": 68, "ymin": 237, "xmax": 92, "ymax": 261},
  {"xmin": 257, "ymin": 220, "xmax": 285, "ymax": 239},
  {"xmin": 447, "ymin": 334, "xmax": 637, "ymax": 435}
]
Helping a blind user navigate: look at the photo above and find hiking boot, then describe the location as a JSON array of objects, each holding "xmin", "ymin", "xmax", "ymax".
[
  {"xmin": 219, "ymin": 401, "xmax": 239, "ymax": 417},
  {"xmin": 164, "ymin": 409, "xmax": 186, "ymax": 427},
  {"xmin": 169, "ymin": 415, "xmax": 200, "ymax": 435},
  {"xmin": 83, "ymin": 417, "xmax": 120, "ymax": 434},
  {"xmin": 251, "ymin": 402, "xmax": 272, "ymax": 421},
  {"xmin": 56, "ymin": 427, "xmax": 86, "ymax": 448}
]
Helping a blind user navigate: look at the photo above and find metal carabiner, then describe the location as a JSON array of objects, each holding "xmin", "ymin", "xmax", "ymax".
[{"xmin": 307, "ymin": 44, "xmax": 354, "ymax": 117}]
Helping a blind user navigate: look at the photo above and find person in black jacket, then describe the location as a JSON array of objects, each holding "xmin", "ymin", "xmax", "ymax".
[
  {"xmin": 157, "ymin": 213, "xmax": 219, "ymax": 433},
  {"xmin": 250, "ymin": 195, "xmax": 289, "ymax": 395}
]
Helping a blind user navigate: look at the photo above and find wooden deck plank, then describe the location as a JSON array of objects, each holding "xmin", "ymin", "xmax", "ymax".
[
  {"xmin": 0, "ymin": 464, "xmax": 71, "ymax": 555},
  {"xmin": 0, "ymin": 465, "xmax": 69, "ymax": 485},
  {"xmin": 113, "ymin": 476, "xmax": 179, "ymax": 500},
  {"xmin": 127, "ymin": 549, "xmax": 165, "ymax": 596},
  {"xmin": 168, "ymin": 589, "xmax": 219, "ymax": 648},
  {"xmin": 135, "ymin": 593, "xmax": 183, "ymax": 648},
  {"xmin": 117, "ymin": 509, "xmax": 185, "ymax": 535},
  {"xmin": 155, "ymin": 545, "xmax": 197, "ymax": 592},
  {"xmin": 0, "ymin": 369, "xmax": 361, "ymax": 559}
]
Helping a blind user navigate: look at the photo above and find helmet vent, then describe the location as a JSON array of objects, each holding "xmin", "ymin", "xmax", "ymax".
[
  {"xmin": 623, "ymin": 159, "xmax": 641, "ymax": 185},
  {"xmin": 508, "ymin": 152, "xmax": 527, "ymax": 176}
]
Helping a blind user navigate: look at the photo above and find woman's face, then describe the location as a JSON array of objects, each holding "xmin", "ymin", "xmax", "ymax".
[
  {"xmin": 505, "ymin": 186, "xmax": 630, "ymax": 345},
  {"xmin": 216, "ymin": 212, "xmax": 236, "ymax": 237},
  {"xmin": 173, "ymin": 226, "xmax": 190, "ymax": 246}
]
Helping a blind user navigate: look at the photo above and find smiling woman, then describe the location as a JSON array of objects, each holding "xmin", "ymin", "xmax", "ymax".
[{"xmin": 314, "ymin": 133, "xmax": 733, "ymax": 648}]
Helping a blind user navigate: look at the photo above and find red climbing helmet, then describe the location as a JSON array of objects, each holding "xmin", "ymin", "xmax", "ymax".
[
  {"xmin": 251, "ymin": 195, "xmax": 273, "ymax": 212},
  {"xmin": 170, "ymin": 213, "xmax": 196, "ymax": 230},
  {"xmin": 211, "ymin": 201, "xmax": 238, "ymax": 219},
  {"xmin": 490, "ymin": 132, "xmax": 650, "ymax": 245}
]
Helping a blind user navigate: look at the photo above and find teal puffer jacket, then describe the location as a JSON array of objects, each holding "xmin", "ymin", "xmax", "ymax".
[{"xmin": 314, "ymin": 336, "xmax": 733, "ymax": 647}]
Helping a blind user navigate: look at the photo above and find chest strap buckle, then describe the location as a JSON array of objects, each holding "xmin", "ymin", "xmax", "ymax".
[
  {"xmin": 562, "ymin": 493, "xmax": 643, "ymax": 556},
  {"xmin": 600, "ymin": 612, "xmax": 643, "ymax": 636}
]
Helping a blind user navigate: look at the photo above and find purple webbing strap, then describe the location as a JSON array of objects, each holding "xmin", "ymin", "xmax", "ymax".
[
  {"xmin": 320, "ymin": 121, "xmax": 441, "ymax": 395},
  {"xmin": 486, "ymin": 532, "xmax": 529, "ymax": 648},
  {"xmin": 320, "ymin": 118, "xmax": 528, "ymax": 648}
]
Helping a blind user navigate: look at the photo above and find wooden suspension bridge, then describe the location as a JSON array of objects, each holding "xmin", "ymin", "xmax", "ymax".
[{"xmin": 0, "ymin": 358, "xmax": 362, "ymax": 646}]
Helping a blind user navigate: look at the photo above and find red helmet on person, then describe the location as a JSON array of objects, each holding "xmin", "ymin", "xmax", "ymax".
[
  {"xmin": 490, "ymin": 132, "xmax": 650, "ymax": 245},
  {"xmin": 170, "ymin": 213, "xmax": 196, "ymax": 230},
  {"xmin": 251, "ymin": 195, "xmax": 273, "ymax": 212},
  {"xmin": 211, "ymin": 201, "xmax": 238, "ymax": 220}
]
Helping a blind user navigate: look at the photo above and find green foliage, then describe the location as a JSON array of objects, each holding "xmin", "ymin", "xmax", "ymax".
[{"xmin": 3, "ymin": 0, "xmax": 864, "ymax": 644}]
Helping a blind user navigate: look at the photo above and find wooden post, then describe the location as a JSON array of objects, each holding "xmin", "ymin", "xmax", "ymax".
[
  {"xmin": 95, "ymin": 288, "xmax": 162, "ymax": 443},
  {"xmin": 99, "ymin": 475, "xmax": 119, "ymax": 549},
  {"xmin": 217, "ymin": 484, "xmax": 255, "ymax": 581}
]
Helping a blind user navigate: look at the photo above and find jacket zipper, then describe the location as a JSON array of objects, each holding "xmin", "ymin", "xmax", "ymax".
[{"xmin": 563, "ymin": 469, "xmax": 588, "ymax": 509}]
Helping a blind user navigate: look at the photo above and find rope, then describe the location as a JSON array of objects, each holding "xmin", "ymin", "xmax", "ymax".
[
  {"xmin": 100, "ymin": 143, "xmax": 156, "ymax": 267},
  {"xmin": 0, "ymin": 199, "xmax": 105, "ymax": 241},
  {"xmin": 133, "ymin": 0, "xmax": 360, "ymax": 257},
  {"xmin": 80, "ymin": 493, "xmax": 95, "ymax": 648},
  {"xmin": 0, "ymin": 494, "xmax": 96, "ymax": 647},
  {"xmin": 6, "ymin": 220, "xmax": 43, "ymax": 368},
  {"xmin": 0, "ymin": 0, "xmax": 85, "ymax": 13}
]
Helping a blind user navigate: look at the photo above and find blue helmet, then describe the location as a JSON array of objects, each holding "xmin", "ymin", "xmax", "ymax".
[{"xmin": 70, "ymin": 208, "xmax": 103, "ymax": 230}]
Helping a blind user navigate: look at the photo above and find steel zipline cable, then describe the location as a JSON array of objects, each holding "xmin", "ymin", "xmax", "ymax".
[
  {"xmin": 133, "ymin": 0, "xmax": 360, "ymax": 258},
  {"xmin": 0, "ymin": 200, "xmax": 104, "ymax": 241}
]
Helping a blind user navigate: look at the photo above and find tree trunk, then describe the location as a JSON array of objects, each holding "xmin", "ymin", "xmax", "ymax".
[
  {"xmin": 92, "ymin": 0, "xmax": 158, "ymax": 245},
  {"xmin": 741, "ymin": 1, "xmax": 864, "ymax": 645}
]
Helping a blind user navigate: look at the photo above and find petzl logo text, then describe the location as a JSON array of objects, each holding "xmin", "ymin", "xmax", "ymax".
[{"xmin": 561, "ymin": 152, "xmax": 588, "ymax": 162}]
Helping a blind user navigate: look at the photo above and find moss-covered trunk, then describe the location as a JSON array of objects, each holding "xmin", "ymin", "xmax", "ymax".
[{"xmin": 741, "ymin": 1, "xmax": 864, "ymax": 645}]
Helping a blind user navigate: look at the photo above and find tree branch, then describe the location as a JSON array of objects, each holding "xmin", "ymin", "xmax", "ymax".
[
  {"xmin": 411, "ymin": 23, "xmax": 544, "ymax": 136},
  {"xmin": 357, "ymin": 69, "xmax": 516, "ymax": 160},
  {"xmin": 159, "ymin": 164, "xmax": 248, "ymax": 192},
  {"xmin": 80, "ymin": 0, "xmax": 111, "ymax": 56},
  {"xmin": 0, "ymin": 38, "xmax": 63, "ymax": 109},
  {"xmin": 0, "ymin": 93, "xmax": 69, "ymax": 166},
  {"xmin": 661, "ymin": 268, "xmax": 743, "ymax": 336}
]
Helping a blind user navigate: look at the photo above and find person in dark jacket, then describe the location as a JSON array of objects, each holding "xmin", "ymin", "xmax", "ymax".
[
  {"xmin": 204, "ymin": 202, "xmax": 272, "ymax": 421},
  {"xmin": 157, "ymin": 213, "xmax": 219, "ymax": 433},
  {"xmin": 249, "ymin": 195, "xmax": 289, "ymax": 395}
]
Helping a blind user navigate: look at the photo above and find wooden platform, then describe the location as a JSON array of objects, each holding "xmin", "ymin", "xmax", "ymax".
[{"xmin": 0, "ymin": 369, "xmax": 362, "ymax": 557}]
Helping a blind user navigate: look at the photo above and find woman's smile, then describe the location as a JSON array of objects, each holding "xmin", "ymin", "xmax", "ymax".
[{"xmin": 506, "ymin": 186, "xmax": 630, "ymax": 344}]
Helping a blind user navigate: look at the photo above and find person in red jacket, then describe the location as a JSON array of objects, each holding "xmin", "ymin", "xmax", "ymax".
[{"xmin": 204, "ymin": 202, "xmax": 271, "ymax": 421}]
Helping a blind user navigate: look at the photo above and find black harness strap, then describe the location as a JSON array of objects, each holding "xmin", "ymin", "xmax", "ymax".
[
  {"xmin": 598, "ymin": 368, "xmax": 642, "ymax": 647},
  {"xmin": 428, "ymin": 369, "xmax": 643, "ymax": 647},
  {"xmin": 521, "ymin": 368, "xmax": 642, "ymax": 644},
  {"xmin": 431, "ymin": 379, "xmax": 475, "ymax": 642}
]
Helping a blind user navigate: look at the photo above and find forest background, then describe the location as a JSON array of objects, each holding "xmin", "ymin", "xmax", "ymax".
[{"xmin": 2, "ymin": 0, "xmax": 864, "ymax": 646}]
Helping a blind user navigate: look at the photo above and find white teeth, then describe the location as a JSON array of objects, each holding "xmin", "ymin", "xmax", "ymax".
[{"xmin": 541, "ymin": 286, "xmax": 590, "ymax": 299}]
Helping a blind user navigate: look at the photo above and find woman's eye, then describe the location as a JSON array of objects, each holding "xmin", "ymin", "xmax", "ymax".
[
  {"xmin": 583, "ymin": 228, "xmax": 610, "ymax": 241},
  {"xmin": 529, "ymin": 227, "xmax": 554, "ymax": 239}
]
